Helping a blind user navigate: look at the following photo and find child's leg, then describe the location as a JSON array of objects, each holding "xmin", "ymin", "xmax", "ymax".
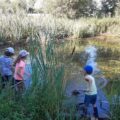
[
  {"xmin": 84, "ymin": 95, "xmax": 90, "ymax": 116},
  {"xmin": 11, "ymin": 77, "xmax": 15, "ymax": 86},
  {"xmin": 93, "ymin": 104, "xmax": 98, "ymax": 118},
  {"xmin": 6, "ymin": 75, "xmax": 12, "ymax": 87},
  {"xmin": 15, "ymin": 80, "xmax": 19, "ymax": 92},
  {"xmin": 7, "ymin": 75, "xmax": 12, "ymax": 84},
  {"xmin": 1, "ymin": 76, "xmax": 7, "ymax": 88},
  {"xmin": 15, "ymin": 80, "xmax": 22, "ymax": 93},
  {"xmin": 19, "ymin": 81, "xmax": 24, "ymax": 93},
  {"xmin": 17, "ymin": 81, "xmax": 25, "ymax": 96},
  {"xmin": 91, "ymin": 95, "xmax": 99, "ymax": 118},
  {"xmin": 2, "ymin": 75, "xmax": 11, "ymax": 88}
]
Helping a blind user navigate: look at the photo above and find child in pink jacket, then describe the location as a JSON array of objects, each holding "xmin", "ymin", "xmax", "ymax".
[{"xmin": 14, "ymin": 50, "xmax": 29, "ymax": 93}]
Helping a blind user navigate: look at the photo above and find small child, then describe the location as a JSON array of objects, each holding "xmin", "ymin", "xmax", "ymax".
[
  {"xmin": 83, "ymin": 65, "xmax": 98, "ymax": 119},
  {"xmin": 14, "ymin": 50, "xmax": 29, "ymax": 93},
  {"xmin": 0, "ymin": 47, "xmax": 15, "ymax": 88}
]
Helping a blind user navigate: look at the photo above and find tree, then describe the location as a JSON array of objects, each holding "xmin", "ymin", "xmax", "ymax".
[
  {"xmin": 101, "ymin": 0, "xmax": 118, "ymax": 17},
  {"xmin": 45, "ymin": 0, "xmax": 98, "ymax": 18},
  {"xmin": 114, "ymin": 0, "xmax": 120, "ymax": 16}
]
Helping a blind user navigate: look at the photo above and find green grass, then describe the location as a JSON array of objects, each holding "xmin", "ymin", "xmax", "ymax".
[
  {"xmin": 1, "ymin": 34, "xmax": 120, "ymax": 119},
  {"xmin": 0, "ymin": 14, "xmax": 120, "ymax": 119},
  {"xmin": 0, "ymin": 33, "xmax": 67, "ymax": 120}
]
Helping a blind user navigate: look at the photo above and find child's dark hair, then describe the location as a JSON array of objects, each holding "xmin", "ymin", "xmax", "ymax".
[
  {"xmin": 13, "ymin": 55, "xmax": 27, "ymax": 66},
  {"xmin": 4, "ymin": 51, "xmax": 14, "ymax": 57}
]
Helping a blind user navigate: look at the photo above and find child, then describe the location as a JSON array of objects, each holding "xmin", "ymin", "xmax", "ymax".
[
  {"xmin": 83, "ymin": 65, "xmax": 98, "ymax": 119},
  {"xmin": 0, "ymin": 47, "xmax": 15, "ymax": 88},
  {"xmin": 14, "ymin": 50, "xmax": 29, "ymax": 93}
]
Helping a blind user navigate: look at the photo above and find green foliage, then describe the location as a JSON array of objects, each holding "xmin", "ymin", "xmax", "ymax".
[
  {"xmin": 26, "ymin": 34, "xmax": 65, "ymax": 120},
  {"xmin": 1, "ymin": 15, "xmax": 120, "ymax": 45},
  {"xmin": 0, "ymin": 0, "xmax": 28, "ymax": 14},
  {"xmin": 101, "ymin": 0, "xmax": 118, "ymax": 17},
  {"xmin": 0, "ymin": 12, "xmax": 120, "ymax": 119},
  {"xmin": 0, "ymin": 33, "xmax": 66, "ymax": 120},
  {"xmin": 45, "ymin": 0, "xmax": 97, "ymax": 18},
  {"xmin": 1, "ymin": 0, "xmax": 120, "ymax": 18},
  {"xmin": 107, "ymin": 81, "xmax": 120, "ymax": 120}
]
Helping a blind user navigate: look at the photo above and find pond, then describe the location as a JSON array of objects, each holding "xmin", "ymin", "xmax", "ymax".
[
  {"xmin": 62, "ymin": 45, "xmax": 110, "ymax": 119},
  {"xmin": 56, "ymin": 35, "xmax": 120, "ymax": 94},
  {"xmin": 56, "ymin": 35, "xmax": 120, "ymax": 119},
  {"xmin": 0, "ymin": 34, "xmax": 120, "ymax": 119}
]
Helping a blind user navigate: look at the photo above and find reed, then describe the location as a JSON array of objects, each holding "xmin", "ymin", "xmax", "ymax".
[{"xmin": 1, "ymin": 14, "xmax": 120, "ymax": 45}]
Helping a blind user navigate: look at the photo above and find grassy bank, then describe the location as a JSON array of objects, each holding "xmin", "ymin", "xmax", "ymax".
[{"xmin": 1, "ymin": 14, "xmax": 120, "ymax": 45}]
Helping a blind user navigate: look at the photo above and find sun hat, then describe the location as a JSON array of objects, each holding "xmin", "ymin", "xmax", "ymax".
[
  {"xmin": 6, "ymin": 47, "xmax": 15, "ymax": 54},
  {"xmin": 84, "ymin": 65, "xmax": 93, "ymax": 74},
  {"xmin": 19, "ymin": 50, "xmax": 29, "ymax": 57}
]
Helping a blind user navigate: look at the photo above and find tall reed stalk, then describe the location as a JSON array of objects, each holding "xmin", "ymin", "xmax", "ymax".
[{"xmin": 22, "ymin": 33, "xmax": 66, "ymax": 120}]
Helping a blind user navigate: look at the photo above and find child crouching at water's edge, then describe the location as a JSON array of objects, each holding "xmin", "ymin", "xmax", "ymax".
[{"xmin": 14, "ymin": 50, "xmax": 29, "ymax": 93}]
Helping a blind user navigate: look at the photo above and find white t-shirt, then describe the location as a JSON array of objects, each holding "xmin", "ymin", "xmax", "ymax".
[{"xmin": 85, "ymin": 75, "xmax": 97, "ymax": 95}]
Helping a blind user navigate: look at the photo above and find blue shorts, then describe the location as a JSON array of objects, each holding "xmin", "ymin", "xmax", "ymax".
[{"xmin": 84, "ymin": 94, "xmax": 97, "ymax": 106}]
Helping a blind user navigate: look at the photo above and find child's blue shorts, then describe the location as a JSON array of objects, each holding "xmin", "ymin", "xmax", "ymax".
[{"xmin": 84, "ymin": 94, "xmax": 97, "ymax": 106}]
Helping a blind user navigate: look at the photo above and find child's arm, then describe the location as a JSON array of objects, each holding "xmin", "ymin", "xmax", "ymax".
[
  {"xmin": 11, "ymin": 65, "xmax": 15, "ymax": 73},
  {"xmin": 10, "ymin": 59, "xmax": 15, "ymax": 73},
  {"xmin": 82, "ymin": 89, "xmax": 90, "ymax": 92},
  {"xmin": 85, "ymin": 77, "xmax": 91, "ymax": 82},
  {"xmin": 24, "ymin": 71, "xmax": 31, "ymax": 78},
  {"xmin": 84, "ymin": 77, "xmax": 92, "ymax": 92}
]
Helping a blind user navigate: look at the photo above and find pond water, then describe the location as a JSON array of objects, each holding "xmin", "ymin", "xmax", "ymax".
[
  {"xmin": 24, "ymin": 40, "xmax": 112, "ymax": 118},
  {"xmin": 63, "ymin": 45, "xmax": 110, "ymax": 119},
  {"xmin": 59, "ymin": 35, "xmax": 120, "ymax": 92},
  {"xmin": 56, "ymin": 35, "xmax": 120, "ymax": 119},
  {"xmin": 1, "ymin": 35, "xmax": 120, "ymax": 119}
]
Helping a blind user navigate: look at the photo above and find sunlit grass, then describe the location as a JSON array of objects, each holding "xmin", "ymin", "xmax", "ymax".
[{"xmin": 1, "ymin": 14, "xmax": 120, "ymax": 45}]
